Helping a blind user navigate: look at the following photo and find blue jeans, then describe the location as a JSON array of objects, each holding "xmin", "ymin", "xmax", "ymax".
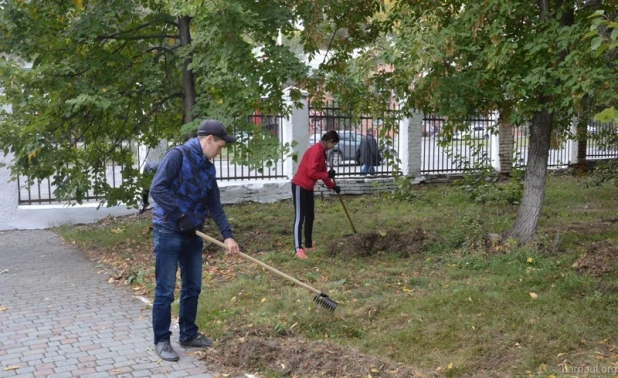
[
  {"xmin": 360, "ymin": 164, "xmax": 375, "ymax": 175},
  {"xmin": 152, "ymin": 225, "xmax": 203, "ymax": 344}
]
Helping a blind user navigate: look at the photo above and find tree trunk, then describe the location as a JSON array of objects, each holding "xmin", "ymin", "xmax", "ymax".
[
  {"xmin": 179, "ymin": 16, "xmax": 196, "ymax": 124},
  {"xmin": 509, "ymin": 105, "xmax": 553, "ymax": 243},
  {"xmin": 508, "ymin": 1, "xmax": 574, "ymax": 243}
]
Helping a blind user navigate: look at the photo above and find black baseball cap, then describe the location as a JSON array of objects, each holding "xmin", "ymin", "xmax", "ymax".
[{"xmin": 197, "ymin": 120, "xmax": 237, "ymax": 143}]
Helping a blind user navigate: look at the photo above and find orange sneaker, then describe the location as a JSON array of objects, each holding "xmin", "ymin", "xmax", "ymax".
[
  {"xmin": 304, "ymin": 245, "xmax": 316, "ymax": 252},
  {"xmin": 295, "ymin": 248, "xmax": 308, "ymax": 259}
]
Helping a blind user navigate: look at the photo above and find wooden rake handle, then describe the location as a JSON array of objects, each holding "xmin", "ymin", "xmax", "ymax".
[
  {"xmin": 331, "ymin": 176, "xmax": 357, "ymax": 234},
  {"xmin": 195, "ymin": 230, "xmax": 321, "ymax": 295}
]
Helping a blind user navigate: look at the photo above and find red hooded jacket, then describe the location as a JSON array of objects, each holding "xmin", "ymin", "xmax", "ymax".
[{"xmin": 292, "ymin": 141, "xmax": 335, "ymax": 191}]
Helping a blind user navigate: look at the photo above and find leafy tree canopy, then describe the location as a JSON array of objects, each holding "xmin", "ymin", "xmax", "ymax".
[
  {"xmin": 335, "ymin": 0, "xmax": 618, "ymax": 242},
  {"xmin": 0, "ymin": 0, "xmax": 384, "ymax": 205}
]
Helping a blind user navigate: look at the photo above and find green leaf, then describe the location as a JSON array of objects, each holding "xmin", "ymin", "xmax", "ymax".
[
  {"xmin": 591, "ymin": 36, "xmax": 604, "ymax": 51},
  {"xmin": 593, "ymin": 107, "xmax": 615, "ymax": 123},
  {"xmin": 596, "ymin": 43, "xmax": 609, "ymax": 57}
]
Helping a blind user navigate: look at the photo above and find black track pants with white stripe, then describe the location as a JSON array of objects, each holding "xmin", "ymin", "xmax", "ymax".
[{"xmin": 292, "ymin": 183, "xmax": 315, "ymax": 251}]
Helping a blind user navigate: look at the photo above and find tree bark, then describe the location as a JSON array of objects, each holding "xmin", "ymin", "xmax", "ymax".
[
  {"xmin": 179, "ymin": 16, "xmax": 196, "ymax": 124},
  {"xmin": 508, "ymin": 1, "xmax": 574, "ymax": 243},
  {"xmin": 509, "ymin": 105, "xmax": 553, "ymax": 243}
]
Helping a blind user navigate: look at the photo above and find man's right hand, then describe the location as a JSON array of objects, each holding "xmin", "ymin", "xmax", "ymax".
[
  {"xmin": 223, "ymin": 238, "xmax": 239, "ymax": 255},
  {"xmin": 332, "ymin": 185, "xmax": 341, "ymax": 194},
  {"xmin": 328, "ymin": 169, "xmax": 336, "ymax": 179},
  {"xmin": 177, "ymin": 215, "xmax": 196, "ymax": 235}
]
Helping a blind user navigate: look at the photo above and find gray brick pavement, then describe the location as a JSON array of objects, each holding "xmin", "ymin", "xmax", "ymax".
[{"xmin": 0, "ymin": 230, "xmax": 216, "ymax": 378}]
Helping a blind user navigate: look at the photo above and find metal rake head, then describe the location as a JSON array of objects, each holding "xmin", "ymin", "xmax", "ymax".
[{"xmin": 313, "ymin": 292, "xmax": 338, "ymax": 312}]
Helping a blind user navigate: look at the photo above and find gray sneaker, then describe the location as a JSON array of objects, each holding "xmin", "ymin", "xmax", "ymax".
[
  {"xmin": 155, "ymin": 340, "xmax": 179, "ymax": 361},
  {"xmin": 180, "ymin": 332, "xmax": 213, "ymax": 348}
]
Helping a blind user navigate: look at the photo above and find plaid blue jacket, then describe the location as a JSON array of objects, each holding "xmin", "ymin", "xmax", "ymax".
[{"xmin": 150, "ymin": 138, "xmax": 232, "ymax": 239}]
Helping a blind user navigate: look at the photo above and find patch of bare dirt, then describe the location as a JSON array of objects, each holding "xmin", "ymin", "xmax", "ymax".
[
  {"xmin": 572, "ymin": 241, "xmax": 618, "ymax": 277},
  {"xmin": 326, "ymin": 228, "xmax": 427, "ymax": 259},
  {"xmin": 203, "ymin": 332, "xmax": 434, "ymax": 378}
]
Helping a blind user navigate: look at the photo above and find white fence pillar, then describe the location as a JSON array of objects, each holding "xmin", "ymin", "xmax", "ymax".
[
  {"xmin": 282, "ymin": 88, "xmax": 309, "ymax": 179},
  {"xmin": 0, "ymin": 153, "xmax": 19, "ymax": 230},
  {"xmin": 568, "ymin": 118, "xmax": 579, "ymax": 165},
  {"xmin": 138, "ymin": 139, "xmax": 168, "ymax": 173},
  {"xmin": 400, "ymin": 111, "xmax": 423, "ymax": 177},
  {"xmin": 491, "ymin": 132, "xmax": 501, "ymax": 172}
]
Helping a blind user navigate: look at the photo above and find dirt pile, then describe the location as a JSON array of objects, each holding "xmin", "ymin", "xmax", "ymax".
[
  {"xmin": 572, "ymin": 241, "xmax": 618, "ymax": 277},
  {"xmin": 326, "ymin": 228, "xmax": 427, "ymax": 259},
  {"xmin": 203, "ymin": 334, "xmax": 431, "ymax": 378}
]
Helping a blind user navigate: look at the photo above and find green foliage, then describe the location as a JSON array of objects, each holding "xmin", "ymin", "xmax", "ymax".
[
  {"xmin": 585, "ymin": 159, "xmax": 618, "ymax": 187},
  {"xmin": 0, "ymin": 0, "xmax": 385, "ymax": 205},
  {"xmin": 337, "ymin": 0, "xmax": 618, "ymax": 242},
  {"xmin": 451, "ymin": 211, "xmax": 487, "ymax": 252},
  {"xmin": 389, "ymin": 176, "xmax": 417, "ymax": 202},
  {"xmin": 446, "ymin": 139, "xmax": 521, "ymax": 206}
]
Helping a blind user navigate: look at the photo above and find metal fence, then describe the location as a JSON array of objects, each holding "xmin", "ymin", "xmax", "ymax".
[
  {"xmin": 17, "ymin": 113, "xmax": 287, "ymax": 205},
  {"xmin": 308, "ymin": 101, "xmax": 401, "ymax": 177},
  {"xmin": 587, "ymin": 121, "xmax": 618, "ymax": 160},
  {"xmin": 16, "ymin": 111, "xmax": 618, "ymax": 205},
  {"xmin": 216, "ymin": 113, "xmax": 287, "ymax": 181},
  {"xmin": 18, "ymin": 140, "xmax": 138, "ymax": 205},
  {"xmin": 421, "ymin": 114, "xmax": 496, "ymax": 174},
  {"xmin": 512, "ymin": 125, "xmax": 572, "ymax": 168},
  {"xmin": 512, "ymin": 121, "xmax": 618, "ymax": 168}
]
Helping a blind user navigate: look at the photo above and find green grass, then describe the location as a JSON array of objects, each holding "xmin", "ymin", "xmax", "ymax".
[{"xmin": 56, "ymin": 175, "xmax": 618, "ymax": 377}]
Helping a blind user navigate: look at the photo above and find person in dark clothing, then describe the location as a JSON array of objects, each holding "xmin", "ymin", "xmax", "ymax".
[
  {"xmin": 291, "ymin": 130, "xmax": 341, "ymax": 259},
  {"xmin": 356, "ymin": 128, "xmax": 380, "ymax": 175},
  {"xmin": 138, "ymin": 161, "xmax": 159, "ymax": 214},
  {"xmin": 149, "ymin": 120, "xmax": 239, "ymax": 362}
]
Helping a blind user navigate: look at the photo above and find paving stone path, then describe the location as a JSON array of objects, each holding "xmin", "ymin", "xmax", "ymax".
[{"xmin": 0, "ymin": 230, "xmax": 215, "ymax": 378}]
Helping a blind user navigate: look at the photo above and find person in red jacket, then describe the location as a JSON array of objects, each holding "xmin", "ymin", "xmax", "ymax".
[{"xmin": 291, "ymin": 130, "xmax": 341, "ymax": 259}]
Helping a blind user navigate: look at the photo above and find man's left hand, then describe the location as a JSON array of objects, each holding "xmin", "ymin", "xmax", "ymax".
[{"xmin": 223, "ymin": 238, "xmax": 239, "ymax": 255}]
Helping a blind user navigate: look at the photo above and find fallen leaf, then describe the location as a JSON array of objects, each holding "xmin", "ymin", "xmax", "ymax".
[
  {"xmin": 529, "ymin": 292, "xmax": 538, "ymax": 299},
  {"xmin": 261, "ymin": 298, "xmax": 266, "ymax": 302},
  {"xmin": 3, "ymin": 366, "xmax": 19, "ymax": 371},
  {"xmin": 0, "ymin": 305, "xmax": 6, "ymax": 311},
  {"xmin": 378, "ymin": 230, "xmax": 387, "ymax": 236},
  {"xmin": 448, "ymin": 363, "xmax": 453, "ymax": 369},
  {"xmin": 527, "ymin": 257, "xmax": 534, "ymax": 263}
]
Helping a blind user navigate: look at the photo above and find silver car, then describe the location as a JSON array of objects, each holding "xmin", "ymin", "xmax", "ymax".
[{"xmin": 309, "ymin": 131, "xmax": 363, "ymax": 166}]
